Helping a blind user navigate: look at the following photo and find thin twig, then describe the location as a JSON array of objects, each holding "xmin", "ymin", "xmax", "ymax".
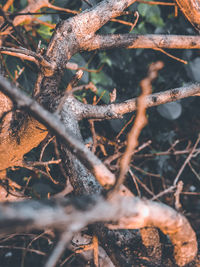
[
  {"xmin": 80, "ymin": 83, "xmax": 200, "ymax": 120},
  {"xmin": 129, "ymin": 169, "xmax": 141, "ymax": 197},
  {"xmin": 174, "ymin": 181, "xmax": 183, "ymax": 211},
  {"xmin": 129, "ymin": 169, "xmax": 155, "ymax": 197},
  {"xmin": 0, "ymin": 245, "xmax": 46, "ymax": 256},
  {"xmin": 26, "ymin": 159, "xmax": 61, "ymax": 167},
  {"xmin": 173, "ymin": 134, "xmax": 200, "ymax": 186},
  {"xmin": 44, "ymin": 231, "xmax": 73, "ymax": 267},
  {"xmin": 136, "ymin": 0, "xmax": 175, "ymax": 6},
  {"xmin": 188, "ymin": 161, "xmax": 200, "ymax": 182},
  {"xmin": 151, "ymin": 185, "xmax": 176, "ymax": 201},
  {"xmin": 153, "ymin": 47, "xmax": 188, "ymax": 64},
  {"xmin": 108, "ymin": 61, "xmax": 164, "ymax": 196},
  {"xmin": 40, "ymin": 136, "xmax": 55, "ymax": 161}
]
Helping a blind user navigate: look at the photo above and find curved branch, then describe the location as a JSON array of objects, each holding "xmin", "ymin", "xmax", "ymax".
[
  {"xmin": 107, "ymin": 196, "xmax": 198, "ymax": 267},
  {"xmin": 0, "ymin": 195, "xmax": 197, "ymax": 266},
  {"xmin": 0, "ymin": 1, "xmax": 199, "ymax": 266},
  {"xmin": 78, "ymin": 83, "xmax": 200, "ymax": 120},
  {"xmin": 70, "ymin": 0, "xmax": 137, "ymax": 39},
  {"xmin": 175, "ymin": 0, "xmax": 200, "ymax": 31},
  {"xmin": 35, "ymin": 0, "xmax": 137, "ymax": 78}
]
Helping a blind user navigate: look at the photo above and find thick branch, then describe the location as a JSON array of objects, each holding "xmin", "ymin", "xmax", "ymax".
[
  {"xmin": 0, "ymin": 71, "xmax": 47, "ymax": 174},
  {"xmin": 79, "ymin": 83, "xmax": 200, "ymax": 120},
  {"xmin": 0, "ymin": 195, "xmax": 197, "ymax": 266},
  {"xmin": 0, "ymin": 75, "xmax": 115, "ymax": 188},
  {"xmin": 71, "ymin": 0, "xmax": 136, "ymax": 39},
  {"xmin": 0, "ymin": 1, "xmax": 198, "ymax": 266},
  {"xmin": 86, "ymin": 34, "xmax": 200, "ymax": 50},
  {"xmin": 34, "ymin": 0, "xmax": 137, "ymax": 97},
  {"xmin": 175, "ymin": 0, "xmax": 200, "ymax": 31}
]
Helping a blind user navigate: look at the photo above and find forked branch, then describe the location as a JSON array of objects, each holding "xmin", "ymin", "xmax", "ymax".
[{"xmin": 0, "ymin": 195, "xmax": 196, "ymax": 267}]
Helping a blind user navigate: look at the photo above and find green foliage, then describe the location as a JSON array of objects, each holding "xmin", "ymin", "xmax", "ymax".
[
  {"xmin": 37, "ymin": 24, "xmax": 53, "ymax": 40},
  {"xmin": 99, "ymin": 52, "xmax": 113, "ymax": 67},
  {"xmin": 90, "ymin": 71, "xmax": 114, "ymax": 103},
  {"xmin": 137, "ymin": 3, "xmax": 164, "ymax": 31},
  {"xmin": 91, "ymin": 71, "xmax": 113, "ymax": 87}
]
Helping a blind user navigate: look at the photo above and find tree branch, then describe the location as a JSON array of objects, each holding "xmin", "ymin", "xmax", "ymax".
[
  {"xmin": 175, "ymin": 0, "xmax": 200, "ymax": 31},
  {"xmin": 0, "ymin": 75, "xmax": 115, "ymax": 188},
  {"xmin": 0, "ymin": 1, "xmax": 199, "ymax": 266},
  {"xmin": 79, "ymin": 83, "xmax": 200, "ymax": 120},
  {"xmin": 0, "ymin": 195, "xmax": 197, "ymax": 267},
  {"xmin": 87, "ymin": 34, "xmax": 200, "ymax": 50}
]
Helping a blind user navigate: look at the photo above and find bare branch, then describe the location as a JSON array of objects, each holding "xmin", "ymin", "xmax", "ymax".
[
  {"xmin": 0, "ymin": 46, "xmax": 43, "ymax": 64},
  {"xmin": 173, "ymin": 134, "xmax": 200, "ymax": 186},
  {"xmin": 0, "ymin": 75, "xmax": 115, "ymax": 188},
  {"xmin": 109, "ymin": 61, "xmax": 164, "ymax": 194},
  {"xmin": 79, "ymin": 83, "xmax": 200, "ymax": 120},
  {"xmin": 0, "ymin": 1, "xmax": 199, "ymax": 266},
  {"xmin": 70, "ymin": 0, "xmax": 137, "ymax": 38},
  {"xmin": 12, "ymin": 0, "xmax": 78, "ymax": 27},
  {"xmin": 0, "ymin": 195, "xmax": 196, "ymax": 266},
  {"xmin": 87, "ymin": 34, "xmax": 200, "ymax": 50},
  {"xmin": 175, "ymin": 0, "xmax": 200, "ymax": 31}
]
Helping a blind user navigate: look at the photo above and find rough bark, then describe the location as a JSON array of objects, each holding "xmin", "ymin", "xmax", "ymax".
[
  {"xmin": 0, "ymin": 0, "xmax": 199, "ymax": 266},
  {"xmin": 175, "ymin": 0, "xmax": 200, "ymax": 31},
  {"xmin": 0, "ymin": 70, "xmax": 198, "ymax": 267}
]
